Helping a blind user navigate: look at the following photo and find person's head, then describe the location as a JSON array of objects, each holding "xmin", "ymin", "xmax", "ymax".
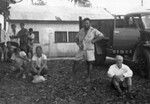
[
  {"xmin": 115, "ymin": 55, "xmax": 123, "ymax": 68},
  {"xmin": 29, "ymin": 28, "xmax": 33, "ymax": 33},
  {"xmin": 83, "ymin": 18, "xmax": 91, "ymax": 30},
  {"xmin": 11, "ymin": 24, "xmax": 16, "ymax": 29},
  {"xmin": 36, "ymin": 46, "xmax": 43, "ymax": 57},
  {"xmin": 7, "ymin": 41, "xmax": 11, "ymax": 47},
  {"xmin": 20, "ymin": 23, "xmax": 25, "ymax": 29}
]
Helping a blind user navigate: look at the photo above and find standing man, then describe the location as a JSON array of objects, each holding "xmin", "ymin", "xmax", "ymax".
[
  {"xmin": 72, "ymin": 18, "xmax": 104, "ymax": 82},
  {"xmin": 9, "ymin": 24, "xmax": 19, "ymax": 47},
  {"xmin": 13, "ymin": 23, "xmax": 28, "ymax": 53},
  {"xmin": 107, "ymin": 55, "xmax": 133, "ymax": 97},
  {"xmin": 27, "ymin": 28, "xmax": 35, "ymax": 58}
]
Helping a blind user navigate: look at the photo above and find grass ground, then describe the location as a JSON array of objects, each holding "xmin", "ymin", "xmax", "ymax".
[{"xmin": 0, "ymin": 60, "xmax": 149, "ymax": 104}]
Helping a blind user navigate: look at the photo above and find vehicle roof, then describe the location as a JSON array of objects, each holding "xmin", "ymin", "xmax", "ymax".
[{"xmin": 125, "ymin": 9, "xmax": 150, "ymax": 17}]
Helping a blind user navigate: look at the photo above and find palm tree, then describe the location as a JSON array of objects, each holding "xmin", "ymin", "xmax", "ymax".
[
  {"xmin": 69, "ymin": 0, "xmax": 92, "ymax": 7},
  {"xmin": 0, "ymin": 0, "xmax": 23, "ymax": 30}
]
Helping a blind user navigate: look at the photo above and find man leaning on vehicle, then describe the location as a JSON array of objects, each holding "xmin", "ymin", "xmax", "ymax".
[{"xmin": 72, "ymin": 18, "xmax": 104, "ymax": 82}]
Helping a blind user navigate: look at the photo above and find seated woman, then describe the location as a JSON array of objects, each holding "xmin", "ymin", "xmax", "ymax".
[
  {"xmin": 31, "ymin": 46, "xmax": 48, "ymax": 76},
  {"xmin": 10, "ymin": 48, "xmax": 29, "ymax": 78}
]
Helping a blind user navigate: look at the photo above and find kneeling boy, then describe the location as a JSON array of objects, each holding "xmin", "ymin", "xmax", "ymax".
[{"xmin": 31, "ymin": 46, "xmax": 48, "ymax": 76}]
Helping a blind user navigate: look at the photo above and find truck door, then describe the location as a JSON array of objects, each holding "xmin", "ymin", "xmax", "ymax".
[{"xmin": 113, "ymin": 16, "xmax": 140, "ymax": 54}]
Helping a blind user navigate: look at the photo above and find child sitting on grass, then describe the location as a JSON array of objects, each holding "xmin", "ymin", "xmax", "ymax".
[
  {"xmin": 10, "ymin": 48, "xmax": 29, "ymax": 78},
  {"xmin": 31, "ymin": 46, "xmax": 48, "ymax": 77}
]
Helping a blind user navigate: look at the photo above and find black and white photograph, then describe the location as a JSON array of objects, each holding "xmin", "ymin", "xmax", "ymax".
[{"xmin": 0, "ymin": 0, "xmax": 150, "ymax": 103}]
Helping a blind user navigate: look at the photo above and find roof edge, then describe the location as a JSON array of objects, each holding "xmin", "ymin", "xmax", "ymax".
[{"xmin": 8, "ymin": 19, "xmax": 79, "ymax": 23}]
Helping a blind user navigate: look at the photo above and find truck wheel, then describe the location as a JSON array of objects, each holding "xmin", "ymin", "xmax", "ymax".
[{"xmin": 143, "ymin": 49, "xmax": 150, "ymax": 79}]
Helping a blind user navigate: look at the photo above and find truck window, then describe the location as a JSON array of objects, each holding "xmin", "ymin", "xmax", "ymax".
[
  {"xmin": 126, "ymin": 17, "xmax": 136, "ymax": 28},
  {"xmin": 133, "ymin": 16, "xmax": 144, "ymax": 30},
  {"xmin": 116, "ymin": 19, "xmax": 126, "ymax": 28},
  {"xmin": 142, "ymin": 15, "xmax": 150, "ymax": 29}
]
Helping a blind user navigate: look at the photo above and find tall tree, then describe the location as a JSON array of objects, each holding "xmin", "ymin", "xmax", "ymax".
[
  {"xmin": 0, "ymin": 0, "xmax": 23, "ymax": 15},
  {"xmin": 69, "ymin": 0, "xmax": 92, "ymax": 7},
  {"xmin": 0, "ymin": 0, "xmax": 23, "ymax": 30}
]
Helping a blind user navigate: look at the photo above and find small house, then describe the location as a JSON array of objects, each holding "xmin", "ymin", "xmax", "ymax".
[{"xmin": 8, "ymin": 0, "xmax": 113, "ymax": 57}]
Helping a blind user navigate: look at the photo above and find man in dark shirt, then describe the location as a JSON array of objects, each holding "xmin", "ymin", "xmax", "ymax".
[
  {"xmin": 15, "ymin": 23, "xmax": 28, "ymax": 53},
  {"xmin": 27, "ymin": 28, "xmax": 35, "ymax": 58}
]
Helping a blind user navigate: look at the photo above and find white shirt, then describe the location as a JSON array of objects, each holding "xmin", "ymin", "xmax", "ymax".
[
  {"xmin": 107, "ymin": 64, "xmax": 133, "ymax": 79},
  {"xmin": 77, "ymin": 27, "xmax": 104, "ymax": 51},
  {"xmin": 1, "ymin": 30, "xmax": 9, "ymax": 44},
  {"xmin": 6, "ymin": 29, "xmax": 19, "ymax": 43},
  {"xmin": 32, "ymin": 54, "xmax": 47, "ymax": 68},
  {"xmin": 11, "ymin": 51, "xmax": 26, "ymax": 66},
  {"xmin": 83, "ymin": 27, "xmax": 104, "ymax": 50}
]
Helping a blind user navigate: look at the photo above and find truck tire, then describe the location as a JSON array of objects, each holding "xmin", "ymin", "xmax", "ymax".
[{"xmin": 142, "ymin": 49, "xmax": 150, "ymax": 79}]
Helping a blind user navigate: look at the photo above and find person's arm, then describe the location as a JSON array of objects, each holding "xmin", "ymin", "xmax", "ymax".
[
  {"xmin": 75, "ymin": 31, "xmax": 84, "ymax": 50},
  {"xmin": 91, "ymin": 29, "xmax": 104, "ymax": 44},
  {"xmin": 31, "ymin": 56, "xmax": 38, "ymax": 73},
  {"xmin": 123, "ymin": 65, "xmax": 133, "ymax": 78},
  {"xmin": 10, "ymin": 54, "xmax": 17, "ymax": 64},
  {"xmin": 31, "ymin": 61, "xmax": 38, "ymax": 73},
  {"xmin": 107, "ymin": 66, "xmax": 115, "ymax": 78}
]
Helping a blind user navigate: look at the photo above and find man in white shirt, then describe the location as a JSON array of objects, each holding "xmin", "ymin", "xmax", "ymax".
[
  {"xmin": 31, "ymin": 46, "xmax": 48, "ymax": 76},
  {"xmin": 72, "ymin": 18, "xmax": 104, "ymax": 82},
  {"xmin": 107, "ymin": 55, "xmax": 133, "ymax": 96}
]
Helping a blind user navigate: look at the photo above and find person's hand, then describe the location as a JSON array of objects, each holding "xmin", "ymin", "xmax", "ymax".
[
  {"xmin": 79, "ymin": 44, "xmax": 84, "ymax": 50},
  {"xmin": 113, "ymin": 75, "xmax": 121, "ymax": 82},
  {"xmin": 118, "ymin": 75, "xmax": 125, "ymax": 81}
]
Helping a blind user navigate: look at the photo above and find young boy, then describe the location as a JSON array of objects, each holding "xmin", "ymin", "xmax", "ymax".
[
  {"xmin": 27, "ymin": 28, "xmax": 35, "ymax": 58},
  {"xmin": 11, "ymin": 48, "xmax": 28, "ymax": 78},
  {"xmin": 31, "ymin": 46, "xmax": 48, "ymax": 76}
]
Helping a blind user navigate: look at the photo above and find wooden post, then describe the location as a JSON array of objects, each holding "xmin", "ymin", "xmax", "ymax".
[
  {"xmin": 3, "ymin": 13, "xmax": 6, "ymax": 31},
  {"xmin": 79, "ymin": 16, "xmax": 82, "ymax": 29},
  {"xmin": 141, "ymin": 0, "xmax": 143, "ymax": 6},
  {"xmin": 0, "ymin": 24, "xmax": 1, "ymax": 42}
]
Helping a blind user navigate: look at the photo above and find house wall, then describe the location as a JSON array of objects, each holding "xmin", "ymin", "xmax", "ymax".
[
  {"xmin": 0, "ymin": 15, "xmax": 4, "ymax": 29},
  {"xmin": 8, "ymin": 22, "xmax": 79, "ymax": 57}
]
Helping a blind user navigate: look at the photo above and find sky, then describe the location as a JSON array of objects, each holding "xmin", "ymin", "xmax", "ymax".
[
  {"xmin": 0, "ymin": 0, "xmax": 150, "ymax": 29},
  {"xmin": 90, "ymin": 0, "xmax": 150, "ymax": 14}
]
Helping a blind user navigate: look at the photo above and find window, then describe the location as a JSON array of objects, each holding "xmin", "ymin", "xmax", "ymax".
[
  {"xmin": 55, "ymin": 31, "xmax": 67, "ymax": 43},
  {"xmin": 127, "ymin": 17, "xmax": 136, "ymax": 28},
  {"xmin": 116, "ymin": 19, "xmax": 127, "ymax": 28},
  {"xmin": 33, "ymin": 31, "xmax": 39, "ymax": 43},
  {"xmin": 68, "ymin": 31, "xmax": 78, "ymax": 42}
]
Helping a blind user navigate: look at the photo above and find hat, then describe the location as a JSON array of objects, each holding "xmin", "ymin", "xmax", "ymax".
[{"xmin": 19, "ymin": 51, "xmax": 26, "ymax": 57}]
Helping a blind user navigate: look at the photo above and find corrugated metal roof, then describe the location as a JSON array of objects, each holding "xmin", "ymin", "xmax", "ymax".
[{"xmin": 9, "ymin": 1, "xmax": 114, "ymax": 21}]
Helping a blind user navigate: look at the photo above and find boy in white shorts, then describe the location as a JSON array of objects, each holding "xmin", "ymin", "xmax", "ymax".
[{"xmin": 72, "ymin": 18, "xmax": 104, "ymax": 82}]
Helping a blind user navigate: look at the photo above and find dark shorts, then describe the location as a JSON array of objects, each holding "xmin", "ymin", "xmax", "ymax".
[
  {"xmin": 0, "ymin": 42, "xmax": 5, "ymax": 50},
  {"xmin": 86, "ymin": 61, "xmax": 95, "ymax": 65},
  {"xmin": 27, "ymin": 46, "xmax": 33, "ymax": 56},
  {"xmin": 20, "ymin": 42, "xmax": 28, "ymax": 53}
]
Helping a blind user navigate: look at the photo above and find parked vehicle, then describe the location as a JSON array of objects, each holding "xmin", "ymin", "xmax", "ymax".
[{"xmin": 79, "ymin": 10, "xmax": 150, "ymax": 78}]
